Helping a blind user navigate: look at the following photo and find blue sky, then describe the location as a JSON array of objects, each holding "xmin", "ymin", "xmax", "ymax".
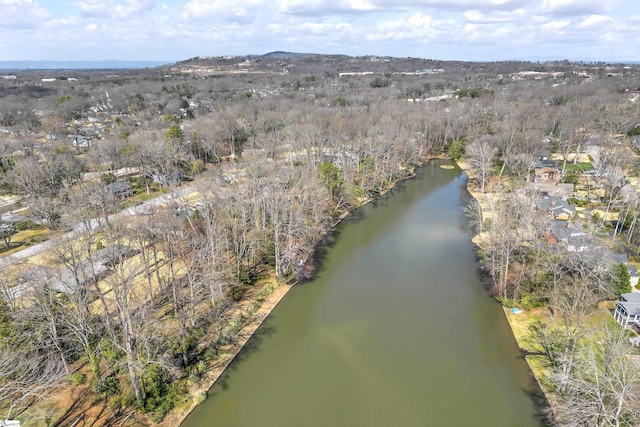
[{"xmin": 1, "ymin": 0, "xmax": 639, "ymax": 62}]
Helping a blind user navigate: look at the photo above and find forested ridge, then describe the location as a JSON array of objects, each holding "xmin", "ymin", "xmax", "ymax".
[{"xmin": 0, "ymin": 54, "xmax": 639, "ymax": 425}]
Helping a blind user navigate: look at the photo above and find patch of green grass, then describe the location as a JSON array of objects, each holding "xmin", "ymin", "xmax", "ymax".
[
  {"xmin": 526, "ymin": 355, "xmax": 553, "ymax": 393},
  {"xmin": 564, "ymin": 162, "xmax": 593, "ymax": 172},
  {"xmin": 256, "ymin": 281, "xmax": 279, "ymax": 300},
  {"xmin": 585, "ymin": 309, "xmax": 618, "ymax": 329},
  {"xmin": 0, "ymin": 228, "xmax": 64, "ymax": 257},
  {"xmin": 492, "ymin": 164, "xmax": 513, "ymax": 175},
  {"xmin": 136, "ymin": 193, "xmax": 155, "ymax": 202},
  {"xmin": 507, "ymin": 307, "xmax": 546, "ymax": 350}
]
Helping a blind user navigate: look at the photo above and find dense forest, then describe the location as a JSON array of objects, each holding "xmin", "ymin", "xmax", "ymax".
[{"xmin": 1, "ymin": 54, "xmax": 640, "ymax": 425}]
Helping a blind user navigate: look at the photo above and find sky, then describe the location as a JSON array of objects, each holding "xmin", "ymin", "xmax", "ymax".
[{"xmin": 1, "ymin": 0, "xmax": 639, "ymax": 63}]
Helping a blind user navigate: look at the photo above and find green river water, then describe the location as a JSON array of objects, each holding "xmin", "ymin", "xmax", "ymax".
[{"xmin": 182, "ymin": 160, "xmax": 545, "ymax": 427}]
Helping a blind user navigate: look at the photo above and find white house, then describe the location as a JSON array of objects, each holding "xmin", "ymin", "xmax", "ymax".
[{"xmin": 613, "ymin": 292, "xmax": 640, "ymax": 328}]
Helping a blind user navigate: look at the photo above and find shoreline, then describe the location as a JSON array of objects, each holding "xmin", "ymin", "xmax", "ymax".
[
  {"xmin": 169, "ymin": 280, "xmax": 295, "ymax": 427},
  {"xmin": 169, "ymin": 163, "xmax": 425, "ymax": 426},
  {"xmin": 173, "ymin": 157, "xmax": 550, "ymax": 426},
  {"xmin": 455, "ymin": 159, "xmax": 553, "ymax": 419},
  {"xmin": 502, "ymin": 306, "xmax": 554, "ymax": 410},
  {"xmin": 172, "ymin": 157, "xmax": 550, "ymax": 426}
]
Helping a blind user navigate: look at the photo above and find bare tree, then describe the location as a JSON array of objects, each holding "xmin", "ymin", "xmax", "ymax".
[
  {"xmin": 0, "ymin": 222, "xmax": 15, "ymax": 250},
  {"xmin": 466, "ymin": 136, "xmax": 498, "ymax": 193},
  {"xmin": 553, "ymin": 323, "xmax": 640, "ymax": 426},
  {"xmin": 101, "ymin": 223, "xmax": 147, "ymax": 402},
  {"xmin": 0, "ymin": 348, "xmax": 65, "ymax": 420}
]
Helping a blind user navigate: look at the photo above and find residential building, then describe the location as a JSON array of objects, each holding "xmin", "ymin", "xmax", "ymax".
[{"xmin": 614, "ymin": 292, "xmax": 640, "ymax": 328}]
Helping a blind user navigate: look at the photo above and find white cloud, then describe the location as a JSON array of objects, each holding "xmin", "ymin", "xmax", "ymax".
[
  {"xmin": 77, "ymin": 0, "xmax": 156, "ymax": 18},
  {"xmin": 540, "ymin": 0, "xmax": 609, "ymax": 17},
  {"xmin": 576, "ymin": 14, "xmax": 613, "ymax": 30},
  {"xmin": 373, "ymin": 0, "xmax": 527, "ymax": 10},
  {"xmin": 118, "ymin": 0, "xmax": 157, "ymax": 16},
  {"xmin": 365, "ymin": 13, "xmax": 449, "ymax": 42},
  {"xmin": 350, "ymin": 0, "xmax": 377, "ymax": 11},
  {"xmin": 279, "ymin": 0, "xmax": 529, "ymax": 15},
  {"xmin": 414, "ymin": 0, "xmax": 526, "ymax": 9},
  {"xmin": 376, "ymin": 13, "xmax": 433, "ymax": 34},
  {"xmin": 0, "ymin": 0, "xmax": 51, "ymax": 28},
  {"xmin": 541, "ymin": 20, "xmax": 570, "ymax": 31},
  {"xmin": 1, "ymin": 0, "xmax": 639, "ymax": 62},
  {"xmin": 278, "ymin": 0, "xmax": 379, "ymax": 15},
  {"xmin": 78, "ymin": 0, "xmax": 114, "ymax": 17},
  {"xmin": 463, "ymin": 8, "xmax": 525, "ymax": 23},
  {"xmin": 182, "ymin": 0, "xmax": 265, "ymax": 23}
]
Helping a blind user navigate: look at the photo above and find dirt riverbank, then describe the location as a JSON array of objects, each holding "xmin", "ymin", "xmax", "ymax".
[
  {"xmin": 165, "ymin": 166, "xmax": 424, "ymax": 426},
  {"xmin": 455, "ymin": 159, "xmax": 554, "ymax": 417}
]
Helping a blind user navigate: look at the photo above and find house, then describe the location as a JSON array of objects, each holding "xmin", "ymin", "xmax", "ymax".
[
  {"xmin": 13, "ymin": 245, "xmax": 137, "ymax": 297},
  {"xmin": 547, "ymin": 198, "xmax": 576, "ymax": 220},
  {"xmin": 613, "ymin": 292, "xmax": 640, "ymax": 327},
  {"xmin": 605, "ymin": 253, "xmax": 639, "ymax": 284},
  {"xmin": 92, "ymin": 244, "xmax": 137, "ymax": 267},
  {"xmin": 606, "ymin": 253, "xmax": 629, "ymax": 266},
  {"xmin": 549, "ymin": 220, "xmax": 586, "ymax": 240},
  {"xmin": 106, "ymin": 181, "xmax": 133, "ymax": 198},
  {"xmin": 548, "ymin": 220, "xmax": 598, "ymax": 252},
  {"xmin": 71, "ymin": 135, "xmax": 92, "ymax": 149},
  {"xmin": 534, "ymin": 192, "xmax": 553, "ymax": 210},
  {"xmin": 534, "ymin": 166, "xmax": 559, "ymax": 183},
  {"xmin": 532, "ymin": 148, "xmax": 557, "ymax": 169},
  {"xmin": 534, "ymin": 149, "xmax": 551, "ymax": 161},
  {"xmin": 151, "ymin": 170, "xmax": 186, "ymax": 186}
]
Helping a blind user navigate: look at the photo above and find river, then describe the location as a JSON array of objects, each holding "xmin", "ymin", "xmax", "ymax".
[{"xmin": 182, "ymin": 160, "xmax": 545, "ymax": 427}]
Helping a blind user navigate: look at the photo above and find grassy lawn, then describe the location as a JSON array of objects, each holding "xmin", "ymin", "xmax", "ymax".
[
  {"xmin": 506, "ymin": 305, "xmax": 619, "ymax": 351},
  {"xmin": 504, "ymin": 303, "xmax": 621, "ymax": 400},
  {"xmin": 564, "ymin": 162, "xmax": 593, "ymax": 172},
  {"xmin": 492, "ymin": 164, "xmax": 507, "ymax": 174},
  {"xmin": 0, "ymin": 228, "xmax": 63, "ymax": 257},
  {"xmin": 505, "ymin": 306, "xmax": 547, "ymax": 350},
  {"xmin": 504, "ymin": 306, "xmax": 553, "ymax": 395},
  {"xmin": 135, "ymin": 193, "xmax": 156, "ymax": 202}
]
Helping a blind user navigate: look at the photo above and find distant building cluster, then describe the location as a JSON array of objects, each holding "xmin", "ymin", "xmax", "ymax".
[{"xmin": 511, "ymin": 71, "xmax": 565, "ymax": 80}]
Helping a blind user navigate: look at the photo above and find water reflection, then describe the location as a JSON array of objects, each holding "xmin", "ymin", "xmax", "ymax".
[{"xmin": 182, "ymin": 160, "xmax": 544, "ymax": 427}]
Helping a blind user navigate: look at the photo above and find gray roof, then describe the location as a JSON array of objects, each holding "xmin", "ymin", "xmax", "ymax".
[
  {"xmin": 106, "ymin": 181, "xmax": 132, "ymax": 192},
  {"xmin": 621, "ymin": 292, "xmax": 640, "ymax": 304},
  {"xmin": 628, "ymin": 265, "xmax": 638, "ymax": 277},
  {"xmin": 535, "ymin": 196, "xmax": 553, "ymax": 211},
  {"xmin": 547, "ymin": 220, "xmax": 603, "ymax": 253},
  {"xmin": 549, "ymin": 220, "xmax": 586, "ymax": 241},
  {"xmin": 92, "ymin": 244, "xmax": 135, "ymax": 265},
  {"xmin": 15, "ymin": 244, "xmax": 136, "ymax": 296},
  {"xmin": 618, "ymin": 301, "xmax": 640, "ymax": 316},
  {"xmin": 534, "ymin": 149, "xmax": 551, "ymax": 158},
  {"xmin": 548, "ymin": 198, "xmax": 576, "ymax": 217},
  {"xmin": 606, "ymin": 253, "xmax": 629, "ymax": 265},
  {"xmin": 533, "ymin": 160, "xmax": 558, "ymax": 168}
]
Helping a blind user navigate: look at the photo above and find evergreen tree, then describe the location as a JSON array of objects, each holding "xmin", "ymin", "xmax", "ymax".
[{"xmin": 613, "ymin": 262, "xmax": 631, "ymax": 296}]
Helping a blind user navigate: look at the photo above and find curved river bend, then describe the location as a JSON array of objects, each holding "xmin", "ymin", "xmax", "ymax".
[{"xmin": 183, "ymin": 160, "xmax": 544, "ymax": 427}]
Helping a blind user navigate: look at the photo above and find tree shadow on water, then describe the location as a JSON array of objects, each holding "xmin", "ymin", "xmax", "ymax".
[
  {"xmin": 208, "ymin": 321, "xmax": 278, "ymax": 396},
  {"xmin": 514, "ymin": 349, "xmax": 553, "ymax": 426},
  {"xmin": 524, "ymin": 384, "xmax": 553, "ymax": 427}
]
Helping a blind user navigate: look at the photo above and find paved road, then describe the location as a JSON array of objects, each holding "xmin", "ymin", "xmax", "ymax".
[{"xmin": 0, "ymin": 186, "xmax": 196, "ymax": 269}]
